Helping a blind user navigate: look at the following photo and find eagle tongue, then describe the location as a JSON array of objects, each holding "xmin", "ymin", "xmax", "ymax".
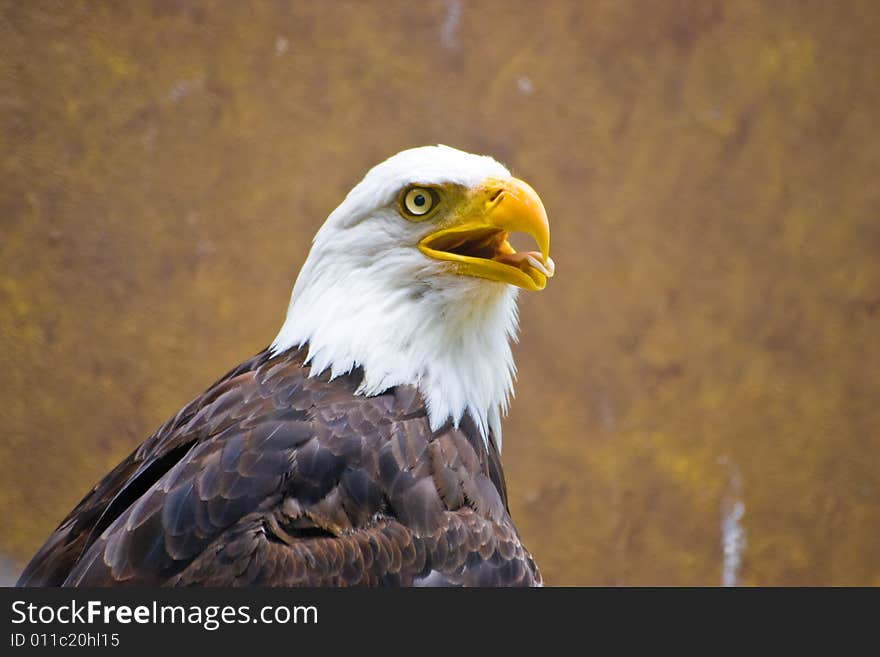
[{"xmin": 494, "ymin": 251, "xmax": 555, "ymax": 278}]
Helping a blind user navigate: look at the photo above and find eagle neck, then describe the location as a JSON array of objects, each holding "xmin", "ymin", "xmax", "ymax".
[{"xmin": 270, "ymin": 255, "xmax": 520, "ymax": 450}]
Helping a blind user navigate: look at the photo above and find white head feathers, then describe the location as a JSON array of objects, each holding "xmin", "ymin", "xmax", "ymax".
[{"xmin": 271, "ymin": 145, "xmax": 522, "ymax": 448}]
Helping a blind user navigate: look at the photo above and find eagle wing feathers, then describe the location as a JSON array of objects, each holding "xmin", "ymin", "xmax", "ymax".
[{"xmin": 18, "ymin": 347, "xmax": 541, "ymax": 587}]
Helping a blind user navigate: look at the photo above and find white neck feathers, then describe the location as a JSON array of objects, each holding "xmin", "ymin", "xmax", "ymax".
[{"xmin": 271, "ymin": 249, "xmax": 519, "ymax": 448}]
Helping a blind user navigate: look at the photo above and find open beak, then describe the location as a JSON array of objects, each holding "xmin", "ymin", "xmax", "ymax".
[{"xmin": 417, "ymin": 178, "xmax": 555, "ymax": 291}]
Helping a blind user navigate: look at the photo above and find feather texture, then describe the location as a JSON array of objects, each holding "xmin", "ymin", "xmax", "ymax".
[
  {"xmin": 19, "ymin": 145, "xmax": 547, "ymax": 587},
  {"xmin": 18, "ymin": 347, "xmax": 541, "ymax": 587}
]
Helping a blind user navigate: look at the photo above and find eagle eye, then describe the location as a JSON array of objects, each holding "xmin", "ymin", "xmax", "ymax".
[{"xmin": 401, "ymin": 186, "xmax": 438, "ymax": 220}]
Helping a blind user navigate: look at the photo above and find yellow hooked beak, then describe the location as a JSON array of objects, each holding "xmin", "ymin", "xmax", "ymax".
[{"xmin": 418, "ymin": 178, "xmax": 555, "ymax": 291}]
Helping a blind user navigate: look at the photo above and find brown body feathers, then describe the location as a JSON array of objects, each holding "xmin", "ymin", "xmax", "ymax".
[{"xmin": 18, "ymin": 347, "xmax": 541, "ymax": 587}]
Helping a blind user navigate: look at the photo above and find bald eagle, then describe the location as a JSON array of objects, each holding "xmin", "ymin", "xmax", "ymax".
[{"xmin": 18, "ymin": 145, "xmax": 554, "ymax": 587}]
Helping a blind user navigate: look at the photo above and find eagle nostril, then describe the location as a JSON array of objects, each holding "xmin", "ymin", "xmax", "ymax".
[{"xmin": 487, "ymin": 188, "xmax": 504, "ymax": 203}]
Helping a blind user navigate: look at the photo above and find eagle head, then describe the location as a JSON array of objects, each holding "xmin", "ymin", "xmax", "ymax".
[{"xmin": 272, "ymin": 145, "xmax": 554, "ymax": 447}]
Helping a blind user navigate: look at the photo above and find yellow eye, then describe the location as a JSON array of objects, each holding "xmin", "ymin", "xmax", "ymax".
[{"xmin": 402, "ymin": 187, "xmax": 437, "ymax": 218}]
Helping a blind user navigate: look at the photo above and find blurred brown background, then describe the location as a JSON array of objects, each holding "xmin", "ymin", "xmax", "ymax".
[{"xmin": 1, "ymin": 0, "xmax": 879, "ymax": 586}]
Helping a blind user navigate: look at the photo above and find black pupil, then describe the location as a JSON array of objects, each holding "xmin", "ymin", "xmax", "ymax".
[{"xmin": 414, "ymin": 194, "xmax": 426, "ymax": 207}]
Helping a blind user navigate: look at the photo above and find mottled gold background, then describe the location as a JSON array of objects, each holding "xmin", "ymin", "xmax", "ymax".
[{"xmin": 1, "ymin": 1, "xmax": 878, "ymax": 585}]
